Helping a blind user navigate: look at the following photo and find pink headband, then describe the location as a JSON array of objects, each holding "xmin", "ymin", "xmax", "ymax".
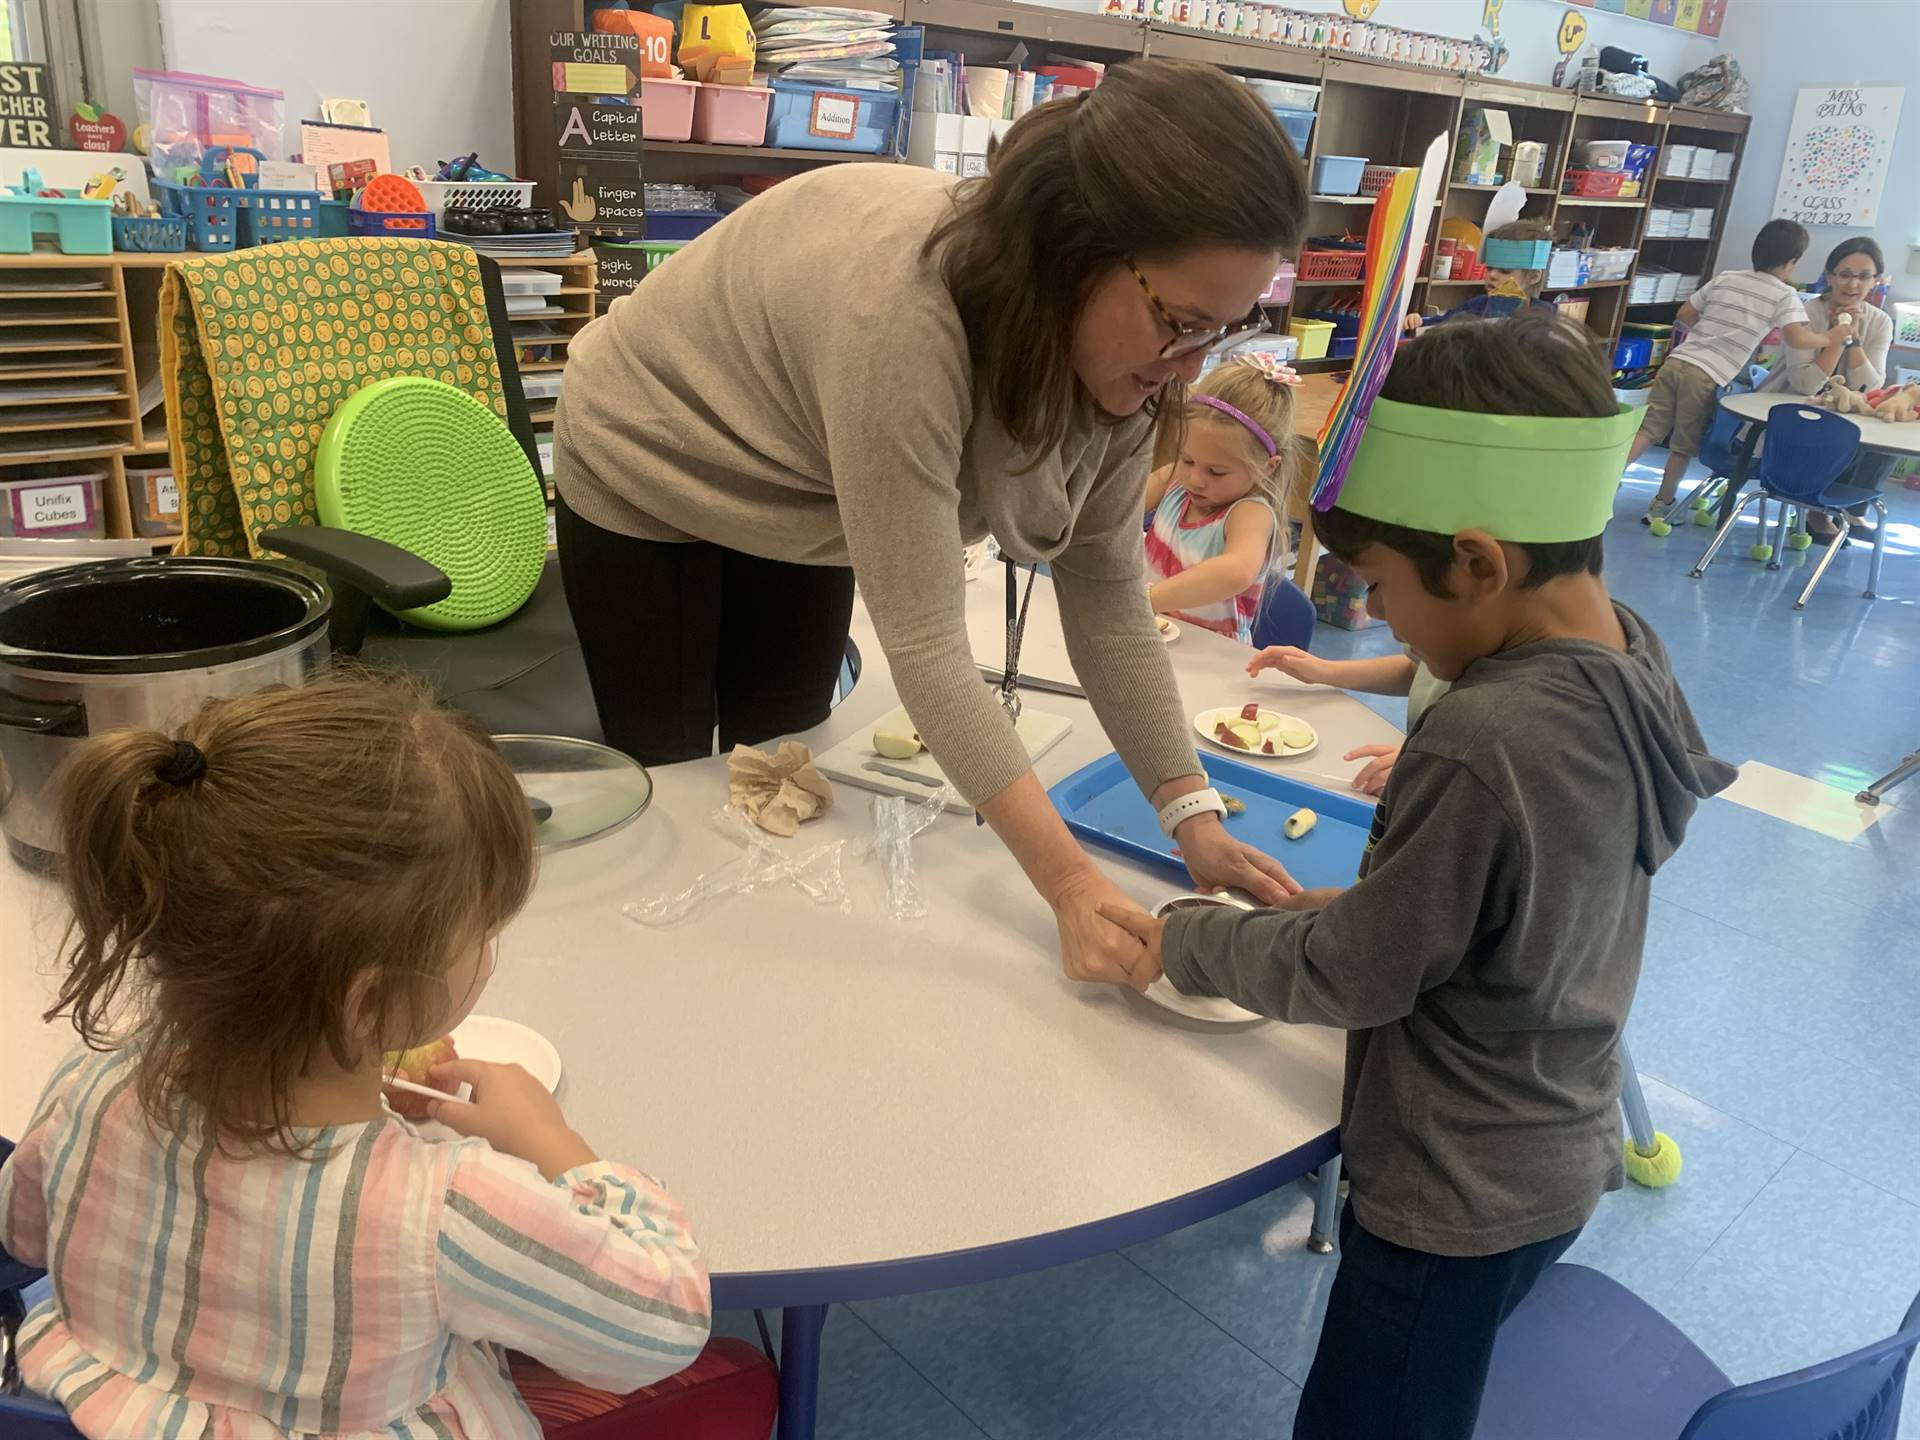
[{"xmin": 1191, "ymin": 395, "xmax": 1278, "ymax": 457}]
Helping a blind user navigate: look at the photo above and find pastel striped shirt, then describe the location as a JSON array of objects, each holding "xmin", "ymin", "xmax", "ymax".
[
  {"xmin": 0, "ymin": 1045, "xmax": 712, "ymax": 1439},
  {"xmin": 1144, "ymin": 486, "xmax": 1276, "ymax": 643}
]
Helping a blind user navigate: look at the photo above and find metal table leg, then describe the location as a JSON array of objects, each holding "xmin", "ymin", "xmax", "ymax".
[
  {"xmin": 777, "ymin": 1303, "xmax": 829, "ymax": 1440},
  {"xmin": 1857, "ymin": 748, "xmax": 1920, "ymax": 806},
  {"xmin": 1308, "ymin": 1154, "xmax": 1343, "ymax": 1254},
  {"xmin": 1714, "ymin": 420, "xmax": 1761, "ymax": 531}
]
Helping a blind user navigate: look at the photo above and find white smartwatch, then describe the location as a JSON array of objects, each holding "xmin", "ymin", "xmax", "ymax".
[{"xmin": 1157, "ymin": 787, "xmax": 1228, "ymax": 839}]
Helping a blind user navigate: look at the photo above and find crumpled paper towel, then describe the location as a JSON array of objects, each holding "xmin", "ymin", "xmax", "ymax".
[{"xmin": 727, "ymin": 741, "xmax": 833, "ymax": 836}]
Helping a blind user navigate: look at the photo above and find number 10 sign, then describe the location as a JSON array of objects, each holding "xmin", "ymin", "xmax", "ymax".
[{"xmin": 1772, "ymin": 86, "xmax": 1904, "ymax": 229}]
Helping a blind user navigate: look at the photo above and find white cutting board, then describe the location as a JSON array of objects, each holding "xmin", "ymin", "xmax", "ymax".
[{"xmin": 816, "ymin": 704, "xmax": 1073, "ymax": 814}]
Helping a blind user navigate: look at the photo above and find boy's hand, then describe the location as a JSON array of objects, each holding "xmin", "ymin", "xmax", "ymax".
[
  {"xmin": 428, "ymin": 1059, "xmax": 596, "ymax": 1181},
  {"xmin": 1248, "ymin": 645, "xmax": 1332, "ymax": 686},
  {"xmin": 1344, "ymin": 743, "xmax": 1402, "ymax": 796},
  {"xmin": 1095, "ymin": 904, "xmax": 1166, "ymax": 986},
  {"xmin": 1403, "ymin": 312, "xmax": 1424, "ymax": 334}
]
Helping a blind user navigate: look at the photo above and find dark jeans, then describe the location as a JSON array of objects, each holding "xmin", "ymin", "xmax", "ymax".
[
  {"xmin": 553, "ymin": 489, "xmax": 856, "ymax": 764},
  {"xmin": 1293, "ymin": 1202, "xmax": 1581, "ymax": 1440}
]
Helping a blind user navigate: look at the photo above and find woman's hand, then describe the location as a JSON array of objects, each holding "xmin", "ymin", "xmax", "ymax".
[
  {"xmin": 1051, "ymin": 869, "xmax": 1158, "ymax": 991},
  {"xmin": 1178, "ymin": 814, "xmax": 1299, "ymax": 904},
  {"xmin": 428, "ymin": 1059, "xmax": 596, "ymax": 1180},
  {"xmin": 1343, "ymin": 743, "xmax": 1401, "ymax": 796},
  {"xmin": 1248, "ymin": 645, "xmax": 1333, "ymax": 686}
]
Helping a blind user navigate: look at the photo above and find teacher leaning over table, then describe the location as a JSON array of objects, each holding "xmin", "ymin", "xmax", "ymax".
[{"xmin": 552, "ymin": 60, "xmax": 1310, "ymax": 989}]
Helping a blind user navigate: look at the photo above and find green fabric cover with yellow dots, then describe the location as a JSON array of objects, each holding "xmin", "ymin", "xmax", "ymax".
[{"xmin": 161, "ymin": 237, "xmax": 506, "ymax": 560}]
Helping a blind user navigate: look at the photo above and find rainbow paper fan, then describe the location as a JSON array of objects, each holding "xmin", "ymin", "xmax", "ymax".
[{"xmin": 1311, "ymin": 132, "xmax": 1451, "ymax": 511}]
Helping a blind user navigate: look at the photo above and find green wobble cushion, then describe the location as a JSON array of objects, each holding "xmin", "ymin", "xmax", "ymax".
[{"xmin": 316, "ymin": 377, "xmax": 546, "ymax": 631}]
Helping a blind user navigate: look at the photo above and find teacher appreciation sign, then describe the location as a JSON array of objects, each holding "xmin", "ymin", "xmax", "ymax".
[{"xmin": 1773, "ymin": 85, "xmax": 1904, "ymax": 229}]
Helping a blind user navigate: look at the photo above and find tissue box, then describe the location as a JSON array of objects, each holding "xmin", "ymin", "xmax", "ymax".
[
  {"xmin": 1312, "ymin": 553, "xmax": 1377, "ymax": 631},
  {"xmin": 1452, "ymin": 106, "xmax": 1511, "ymax": 186}
]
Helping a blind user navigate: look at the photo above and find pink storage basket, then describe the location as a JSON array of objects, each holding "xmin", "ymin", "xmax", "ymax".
[
  {"xmin": 642, "ymin": 77, "xmax": 698, "ymax": 142},
  {"xmin": 691, "ymin": 83, "xmax": 772, "ymax": 146},
  {"xmin": 1261, "ymin": 262, "xmax": 1296, "ymax": 304}
]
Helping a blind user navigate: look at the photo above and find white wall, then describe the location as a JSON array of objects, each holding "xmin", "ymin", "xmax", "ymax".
[
  {"xmin": 154, "ymin": 0, "xmax": 514, "ymax": 175},
  {"xmin": 1715, "ymin": 0, "xmax": 1920, "ymax": 300}
]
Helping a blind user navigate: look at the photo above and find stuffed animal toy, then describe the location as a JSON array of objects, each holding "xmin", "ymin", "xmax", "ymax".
[
  {"xmin": 1816, "ymin": 374, "xmax": 1875, "ymax": 416},
  {"xmin": 1870, "ymin": 382, "xmax": 1920, "ymax": 423}
]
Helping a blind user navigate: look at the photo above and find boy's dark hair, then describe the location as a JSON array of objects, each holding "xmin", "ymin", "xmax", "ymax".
[
  {"xmin": 1752, "ymin": 218, "xmax": 1809, "ymax": 272},
  {"xmin": 1312, "ymin": 315, "xmax": 1617, "ymax": 597},
  {"xmin": 1487, "ymin": 218, "xmax": 1553, "ymax": 300},
  {"xmin": 1824, "ymin": 236, "xmax": 1884, "ymax": 276}
]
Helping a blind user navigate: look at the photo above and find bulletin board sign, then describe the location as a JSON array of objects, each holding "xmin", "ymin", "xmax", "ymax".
[
  {"xmin": 553, "ymin": 99, "xmax": 642, "ymax": 163},
  {"xmin": 556, "ymin": 163, "xmax": 644, "ymax": 235},
  {"xmin": 549, "ymin": 31, "xmax": 641, "ymax": 103},
  {"xmin": 1772, "ymin": 86, "xmax": 1904, "ymax": 229},
  {"xmin": 1571, "ymin": 0, "xmax": 1725, "ymax": 38},
  {"xmin": 589, "ymin": 239, "xmax": 647, "ymax": 309},
  {"xmin": 0, "ymin": 63, "xmax": 56, "ymax": 148}
]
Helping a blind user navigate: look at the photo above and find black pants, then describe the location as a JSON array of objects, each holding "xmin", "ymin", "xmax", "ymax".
[
  {"xmin": 553, "ymin": 489, "xmax": 856, "ymax": 764},
  {"xmin": 1293, "ymin": 1202, "xmax": 1581, "ymax": 1440}
]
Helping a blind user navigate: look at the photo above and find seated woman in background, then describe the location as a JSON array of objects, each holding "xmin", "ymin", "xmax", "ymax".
[{"xmin": 1759, "ymin": 236, "xmax": 1893, "ymax": 544}]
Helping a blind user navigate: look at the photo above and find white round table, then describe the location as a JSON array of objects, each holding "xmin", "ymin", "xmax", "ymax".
[{"xmin": 0, "ymin": 575, "xmax": 1404, "ymax": 1439}]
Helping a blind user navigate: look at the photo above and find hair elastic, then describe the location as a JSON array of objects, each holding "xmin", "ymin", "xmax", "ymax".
[
  {"xmin": 1191, "ymin": 395, "xmax": 1278, "ymax": 457},
  {"xmin": 156, "ymin": 740, "xmax": 207, "ymax": 788}
]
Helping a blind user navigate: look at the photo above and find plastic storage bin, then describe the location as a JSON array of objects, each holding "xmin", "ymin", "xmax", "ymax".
[
  {"xmin": 1260, "ymin": 261, "xmax": 1296, "ymax": 305},
  {"xmin": 1, "ymin": 472, "xmax": 106, "ymax": 539},
  {"xmin": 1563, "ymin": 169, "xmax": 1627, "ymax": 198},
  {"xmin": 642, "ymin": 77, "xmax": 699, "ymax": 142},
  {"xmin": 348, "ymin": 208, "xmax": 436, "ymax": 238},
  {"xmin": 1359, "ymin": 165, "xmax": 1408, "ymax": 197},
  {"xmin": 111, "ymin": 213, "xmax": 187, "ymax": 252},
  {"xmin": 1311, "ymin": 154, "xmax": 1367, "ymax": 195},
  {"xmin": 1269, "ymin": 105, "xmax": 1315, "ymax": 156},
  {"xmin": 693, "ymin": 82, "xmax": 775, "ymax": 147},
  {"xmin": 1578, "ymin": 139, "xmax": 1631, "ymax": 170},
  {"xmin": 123, "ymin": 464, "xmax": 180, "ymax": 537},
  {"xmin": 1298, "ymin": 249, "xmax": 1365, "ymax": 283},
  {"xmin": 644, "ymin": 210, "xmax": 721, "ymax": 242},
  {"xmin": 237, "ymin": 188, "xmax": 321, "ymax": 246},
  {"xmin": 1287, "ymin": 317, "xmax": 1334, "ymax": 360},
  {"xmin": 154, "ymin": 179, "xmax": 237, "ymax": 251},
  {"xmin": 415, "ymin": 179, "xmax": 536, "ymax": 216},
  {"xmin": 765, "ymin": 80, "xmax": 896, "ymax": 154},
  {"xmin": 0, "ymin": 191, "xmax": 111, "ymax": 255},
  {"xmin": 1246, "ymin": 79, "xmax": 1319, "ymax": 111}
]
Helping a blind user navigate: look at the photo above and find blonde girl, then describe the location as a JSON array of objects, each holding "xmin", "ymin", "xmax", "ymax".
[
  {"xmin": 1145, "ymin": 352, "xmax": 1307, "ymax": 642},
  {"xmin": 0, "ymin": 675, "xmax": 773, "ymax": 1440}
]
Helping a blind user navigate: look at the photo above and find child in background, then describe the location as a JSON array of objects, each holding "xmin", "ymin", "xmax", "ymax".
[
  {"xmin": 1627, "ymin": 217, "xmax": 1845, "ymax": 521},
  {"xmin": 1098, "ymin": 316, "xmax": 1736, "ymax": 1440},
  {"xmin": 1404, "ymin": 219, "xmax": 1557, "ymax": 332},
  {"xmin": 1245, "ymin": 648, "xmax": 1445, "ymax": 796},
  {"xmin": 0, "ymin": 675, "xmax": 775, "ymax": 1440},
  {"xmin": 1145, "ymin": 352, "xmax": 1308, "ymax": 643}
]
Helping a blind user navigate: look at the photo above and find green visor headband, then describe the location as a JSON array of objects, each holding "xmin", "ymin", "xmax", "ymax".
[{"xmin": 1333, "ymin": 398, "xmax": 1642, "ymax": 543}]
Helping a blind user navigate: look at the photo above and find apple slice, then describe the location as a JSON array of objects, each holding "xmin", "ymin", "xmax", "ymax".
[
  {"xmin": 873, "ymin": 729, "xmax": 924, "ymax": 759},
  {"xmin": 382, "ymin": 1035, "xmax": 459, "ymax": 1119}
]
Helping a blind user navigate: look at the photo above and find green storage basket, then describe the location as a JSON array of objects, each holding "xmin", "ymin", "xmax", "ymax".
[{"xmin": 316, "ymin": 377, "xmax": 547, "ymax": 631}]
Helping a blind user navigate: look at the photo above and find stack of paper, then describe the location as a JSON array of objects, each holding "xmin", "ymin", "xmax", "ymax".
[
  {"xmin": 1688, "ymin": 148, "xmax": 1717, "ymax": 179},
  {"xmin": 1688, "ymin": 209, "xmax": 1714, "ymax": 238},
  {"xmin": 1711, "ymin": 151, "xmax": 1734, "ymax": 180},
  {"xmin": 1661, "ymin": 145, "xmax": 1695, "ymax": 177},
  {"xmin": 754, "ymin": 8, "xmax": 900, "ymax": 91}
]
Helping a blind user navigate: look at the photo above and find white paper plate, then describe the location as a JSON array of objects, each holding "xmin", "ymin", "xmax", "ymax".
[
  {"xmin": 1156, "ymin": 616, "xmax": 1180, "ymax": 644},
  {"xmin": 450, "ymin": 1015, "xmax": 563, "ymax": 1092},
  {"xmin": 1136, "ymin": 894, "xmax": 1268, "ymax": 1026},
  {"xmin": 1194, "ymin": 706, "xmax": 1318, "ymax": 760}
]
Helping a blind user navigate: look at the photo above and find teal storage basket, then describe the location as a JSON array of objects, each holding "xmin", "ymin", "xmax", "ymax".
[{"xmin": 0, "ymin": 190, "xmax": 111, "ymax": 255}]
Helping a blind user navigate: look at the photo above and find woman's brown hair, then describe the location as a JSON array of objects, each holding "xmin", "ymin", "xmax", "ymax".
[
  {"xmin": 928, "ymin": 58, "xmax": 1308, "ymax": 458},
  {"xmin": 47, "ymin": 671, "xmax": 536, "ymax": 1150}
]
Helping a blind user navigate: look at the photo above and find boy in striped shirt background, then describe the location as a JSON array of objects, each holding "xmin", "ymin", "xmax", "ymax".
[
  {"xmin": 0, "ymin": 675, "xmax": 774, "ymax": 1439},
  {"xmin": 1623, "ymin": 218, "xmax": 1849, "ymax": 521}
]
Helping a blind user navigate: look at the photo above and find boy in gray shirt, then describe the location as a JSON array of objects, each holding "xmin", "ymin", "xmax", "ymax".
[{"xmin": 1101, "ymin": 315, "xmax": 1735, "ymax": 1440}]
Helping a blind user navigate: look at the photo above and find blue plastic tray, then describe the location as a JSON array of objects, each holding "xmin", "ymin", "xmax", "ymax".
[{"xmin": 1048, "ymin": 752, "xmax": 1375, "ymax": 891}]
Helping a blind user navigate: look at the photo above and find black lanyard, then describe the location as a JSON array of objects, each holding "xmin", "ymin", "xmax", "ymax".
[{"xmin": 1001, "ymin": 557, "xmax": 1037, "ymax": 724}]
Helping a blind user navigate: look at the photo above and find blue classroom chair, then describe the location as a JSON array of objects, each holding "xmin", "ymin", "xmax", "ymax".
[
  {"xmin": 1, "ymin": 1139, "xmax": 82, "ymax": 1438},
  {"xmin": 1476, "ymin": 1263, "xmax": 1920, "ymax": 1440},
  {"xmin": 1690, "ymin": 404, "xmax": 1883, "ymax": 609},
  {"xmin": 1250, "ymin": 577, "xmax": 1316, "ymax": 650}
]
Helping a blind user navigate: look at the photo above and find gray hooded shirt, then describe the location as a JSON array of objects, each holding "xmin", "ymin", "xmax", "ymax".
[{"xmin": 1162, "ymin": 604, "xmax": 1736, "ymax": 1256}]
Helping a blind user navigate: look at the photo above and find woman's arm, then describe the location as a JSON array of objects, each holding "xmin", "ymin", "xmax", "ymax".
[{"xmin": 1147, "ymin": 502, "xmax": 1273, "ymax": 614}]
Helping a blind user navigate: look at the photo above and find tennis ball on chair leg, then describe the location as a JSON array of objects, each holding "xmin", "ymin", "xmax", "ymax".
[
  {"xmin": 1790, "ymin": 530, "xmax": 1813, "ymax": 551},
  {"xmin": 1692, "ymin": 508, "xmax": 1715, "ymax": 526},
  {"xmin": 1749, "ymin": 543, "xmax": 1774, "ymax": 562},
  {"xmin": 1623, "ymin": 1132, "xmax": 1683, "ymax": 1188},
  {"xmin": 1648, "ymin": 517, "xmax": 1673, "ymax": 537}
]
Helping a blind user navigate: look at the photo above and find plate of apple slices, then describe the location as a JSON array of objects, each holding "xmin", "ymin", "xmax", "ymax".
[
  {"xmin": 383, "ymin": 1017, "xmax": 563, "ymax": 1123},
  {"xmin": 1194, "ymin": 703, "xmax": 1318, "ymax": 760}
]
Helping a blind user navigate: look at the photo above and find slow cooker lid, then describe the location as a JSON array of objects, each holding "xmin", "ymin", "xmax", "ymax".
[{"xmin": 0, "ymin": 558, "xmax": 329, "ymax": 675}]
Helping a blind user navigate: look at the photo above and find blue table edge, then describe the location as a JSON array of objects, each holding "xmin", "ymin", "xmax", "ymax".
[{"xmin": 711, "ymin": 1126, "xmax": 1339, "ymax": 1310}]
